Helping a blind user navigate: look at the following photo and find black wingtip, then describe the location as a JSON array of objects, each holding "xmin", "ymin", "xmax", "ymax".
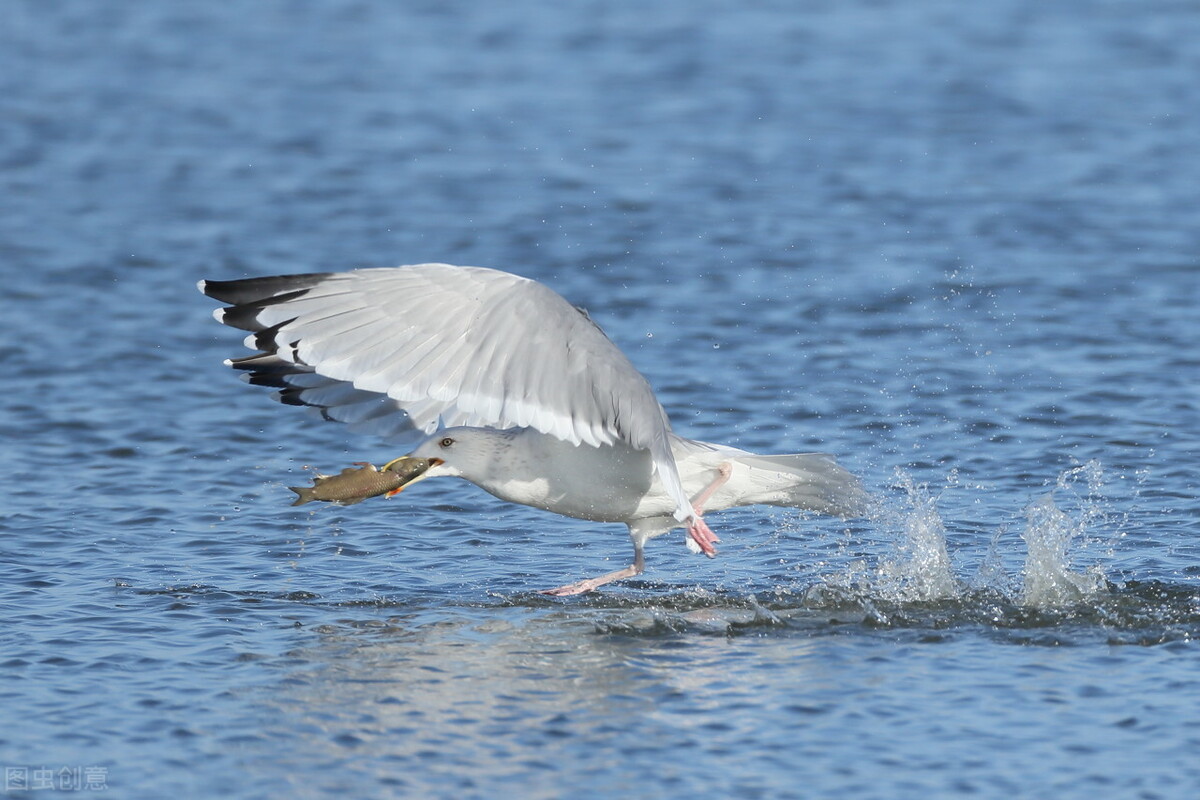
[
  {"xmin": 218, "ymin": 294, "xmax": 310, "ymax": 332},
  {"xmin": 200, "ymin": 272, "xmax": 334, "ymax": 306}
]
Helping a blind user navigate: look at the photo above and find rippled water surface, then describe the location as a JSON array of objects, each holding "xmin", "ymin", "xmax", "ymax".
[{"xmin": 2, "ymin": 2, "xmax": 1199, "ymax": 798}]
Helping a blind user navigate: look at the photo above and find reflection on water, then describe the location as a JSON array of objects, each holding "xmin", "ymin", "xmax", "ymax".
[
  {"xmin": 87, "ymin": 480, "xmax": 1200, "ymax": 799},
  {"xmin": 234, "ymin": 564, "xmax": 1199, "ymax": 797},
  {"xmin": 246, "ymin": 606, "xmax": 831, "ymax": 797}
]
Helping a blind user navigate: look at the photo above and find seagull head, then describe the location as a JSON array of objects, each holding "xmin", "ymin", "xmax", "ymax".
[{"xmin": 396, "ymin": 426, "xmax": 526, "ymax": 488}]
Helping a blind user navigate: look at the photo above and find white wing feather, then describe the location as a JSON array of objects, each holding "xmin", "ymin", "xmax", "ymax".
[{"xmin": 201, "ymin": 264, "xmax": 694, "ymax": 521}]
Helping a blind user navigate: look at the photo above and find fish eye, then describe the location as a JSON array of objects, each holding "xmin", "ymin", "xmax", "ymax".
[{"xmin": 439, "ymin": 437, "xmax": 455, "ymax": 448}]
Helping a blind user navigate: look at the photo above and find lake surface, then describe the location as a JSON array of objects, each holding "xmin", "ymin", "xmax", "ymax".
[{"xmin": 2, "ymin": 1, "xmax": 1198, "ymax": 798}]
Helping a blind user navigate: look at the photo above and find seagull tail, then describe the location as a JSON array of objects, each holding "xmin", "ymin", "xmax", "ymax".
[{"xmin": 731, "ymin": 453, "xmax": 870, "ymax": 518}]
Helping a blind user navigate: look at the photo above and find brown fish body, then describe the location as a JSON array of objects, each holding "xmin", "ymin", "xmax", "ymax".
[{"xmin": 289, "ymin": 459, "xmax": 433, "ymax": 506}]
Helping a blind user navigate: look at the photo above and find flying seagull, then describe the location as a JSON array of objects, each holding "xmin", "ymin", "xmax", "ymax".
[{"xmin": 200, "ymin": 264, "xmax": 865, "ymax": 594}]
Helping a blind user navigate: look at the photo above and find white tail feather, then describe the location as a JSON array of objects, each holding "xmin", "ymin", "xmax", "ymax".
[{"xmin": 730, "ymin": 452, "xmax": 868, "ymax": 517}]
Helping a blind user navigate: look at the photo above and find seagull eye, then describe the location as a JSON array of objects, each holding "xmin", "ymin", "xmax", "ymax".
[{"xmin": 439, "ymin": 437, "xmax": 455, "ymax": 448}]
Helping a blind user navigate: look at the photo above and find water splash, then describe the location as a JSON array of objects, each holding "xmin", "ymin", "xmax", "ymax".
[
  {"xmin": 1020, "ymin": 461, "xmax": 1109, "ymax": 608},
  {"xmin": 813, "ymin": 462, "xmax": 1116, "ymax": 618},
  {"xmin": 872, "ymin": 470, "xmax": 959, "ymax": 602},
  {"xmin": 1020, "ymin": 494, "xmax": 1104, "ymax": 606}
]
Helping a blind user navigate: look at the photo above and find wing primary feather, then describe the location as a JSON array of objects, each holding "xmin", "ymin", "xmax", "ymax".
[
  {"xmin": 201, "ymin": 273, "xmax": 333, "ymax": 306},
  {"xmin": 202, "ymin": 264, "xmax": 683, "ymax": 461},
  {"xmin": 218, "ymin": 289, "xmax": 322, "ymax": 331}
]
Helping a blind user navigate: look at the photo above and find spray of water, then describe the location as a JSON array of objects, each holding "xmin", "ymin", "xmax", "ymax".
[
  {"xmin": 1020, "ymin": 494, "xmax": 1104, "ymax": 606},
  {"xmin": 819, "ymin": 461, "xmax": 1111, "ymax": 611},
  {"xmin": 872, "ymin": 470, "xmax": 959, "ymax": 602},
  {"xmin": 1019, "ymin": 460, "xmax": 1109, "ymax": 608}
]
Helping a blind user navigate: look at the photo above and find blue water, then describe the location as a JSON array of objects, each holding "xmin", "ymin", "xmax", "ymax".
[{"xmin": 2, "ymin": 1, "xmax": 1199, "ymax": 798}]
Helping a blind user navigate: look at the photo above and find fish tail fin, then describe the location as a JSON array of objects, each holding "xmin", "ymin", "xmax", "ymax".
[{"xmin": 289, "ymin": 487, "xmax": 316, "ymax": 506}]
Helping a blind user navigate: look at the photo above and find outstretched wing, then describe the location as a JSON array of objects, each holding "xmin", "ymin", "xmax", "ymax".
[{"xmin": 200, "ymin": 264, "xmax": 694, "ymax": 521}]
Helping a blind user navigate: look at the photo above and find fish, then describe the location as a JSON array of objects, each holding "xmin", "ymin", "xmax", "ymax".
[{"xmin": 288, "ymin": 457, "xmax": 438, "ymax": 506}]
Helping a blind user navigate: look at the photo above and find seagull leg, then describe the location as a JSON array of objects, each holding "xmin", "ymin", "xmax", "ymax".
[
  {"xmin": 685, "ymin": 462, "xmax": 732, "ymax": 557},
  {"xmin": 691, "ymin": 462, "xmax": 733, "ymax": 514},
  {"xmin": 686, "ymin": 516, "xmax": 720, "ymax": 557},
  {"xmin": 539, "ymin": 539, "xmax": 646, "ymax": 596}
]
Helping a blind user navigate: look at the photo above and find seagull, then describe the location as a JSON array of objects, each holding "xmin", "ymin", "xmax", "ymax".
[{"xmin": 199, "ymin": 264, "xmax": 865, "ymax": 595}]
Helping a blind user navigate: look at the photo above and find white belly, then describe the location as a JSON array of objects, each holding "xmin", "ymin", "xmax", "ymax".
[
  {"xmin": 462, "ymin": 428, "xmax": 859, "ymax": 527},
  {"xmin": 472, "ymin": 431, "xmax": 679, "ymax": 523}
]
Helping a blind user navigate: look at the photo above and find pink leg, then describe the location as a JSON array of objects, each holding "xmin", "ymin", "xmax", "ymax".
[
  {"xmin": 540, "ymin": 541, "xmax": 646, "ymax": 596},
  {"xmin": 691, "ymin": 462, "xmax": 733, "ymax": 513},
  {"xmin": 685, "ymin": 463, "xmax": 732, "ymax": 558},
  {"xmin": 539, "ymin": 565, "xmax": 641, "ymax": 596},
  {"xmin": 687, "ymin": 516, "xmax": 720, "ymax": 557}
]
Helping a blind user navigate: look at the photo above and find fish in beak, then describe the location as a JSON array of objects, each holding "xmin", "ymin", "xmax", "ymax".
[
  {"xmin": 382, "ymin": 455, "xmax": 444, "ymax": 497},
  {"xmin": 288, "ymin": 457, "xmax": 441, "ymax": 506}
]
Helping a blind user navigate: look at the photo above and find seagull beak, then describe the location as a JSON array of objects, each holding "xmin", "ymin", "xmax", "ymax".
[{"xmin": 384, "ymin": 457, "xmax": 444, "ymax": 497}]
